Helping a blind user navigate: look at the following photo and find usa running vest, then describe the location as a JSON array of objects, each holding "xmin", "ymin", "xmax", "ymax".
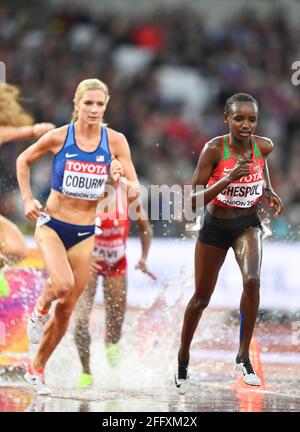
[
  {"xmin": 94, "ymin": 184, "xmax": 131, "ymax": 266},
  {"xmin": 51, "ymin": 123, "xmax": 111, "ymax": 200},
  {"xmin": 207, "ymin": 135, "xmax": 264, "ymax": 208}
]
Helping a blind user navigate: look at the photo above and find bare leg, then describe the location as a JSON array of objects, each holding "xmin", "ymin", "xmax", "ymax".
[
  {"xmin": 232, "ymin": 227, "xmax": 262, "ymax": 360},
  {"xmin": 0, "ymin": 215, "xmax": 27, "ymax": 267},
  {"xmin": 32, "ymin": 235, "xmax": 94, "ymax": 371},
  {"xmin": 34, "ymin": 226, "xmax": 75, "ymax": 312},
  {"xmin": 178, "ymin": 241, "xmax": 227, "ymax": 362},
  {"xmin": 73, "ymin": 272, "xmax": 98, "ymax": 374},
  {"xmin": 103, "ymin": 275, "xmax": 127, "ymax": 345}
]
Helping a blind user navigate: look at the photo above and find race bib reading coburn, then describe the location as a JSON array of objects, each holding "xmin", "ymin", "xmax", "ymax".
[{"xmin": 62, "ymin": 160, "xmax": 108, "ymax": 200}]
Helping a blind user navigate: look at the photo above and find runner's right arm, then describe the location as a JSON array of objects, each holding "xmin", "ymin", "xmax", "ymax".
[
  {"xmin": 191, "ymin": 140, "xmax": 252, "ymax": 211},
  {"xmin": 16, "ymin": 128, "xmax": 64, "ymax": 221}
]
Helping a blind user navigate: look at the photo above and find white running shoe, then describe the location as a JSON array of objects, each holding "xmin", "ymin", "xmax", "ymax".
[
  {"xmin": 174, "ymin": 374, "xmax": 190, "ymax": 395},
  {"xmin": 27, "ymin": 309, "xmax": 50, "ymax": 344},
  {"xmin": 174, "ymin": 361, "xmax": 190, "ymax": 395},
  {"xmin": 24, "ymin": 369, "xmax": 51, "ymax": 395},
  {"xmin": 234, "ymin": 358, "xmax": 261, "ymax": 386}
]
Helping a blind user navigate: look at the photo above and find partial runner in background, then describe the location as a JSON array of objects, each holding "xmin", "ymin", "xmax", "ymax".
[
  {"xmin": 74, "ymin": 180, "xmax": 155, "ymax": 388},
  {"xmin": 0, "ymin": 83, "xmax": 54, "ymax": 297}
]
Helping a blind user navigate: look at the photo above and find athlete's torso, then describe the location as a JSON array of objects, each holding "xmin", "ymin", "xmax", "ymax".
[
  {"xmin": 207, "ymin": 134, "xmax": 265, "ymax": 217},
  {"xmin": 45, "ymin": 123, "xmax": 111, "ymax": 225},
  {"xmin": 94, "ymin": 185, "xmax": 131, "ymax": 266},
  {"xmin": 51, "ymin": 122, "xmax": 111, "ymax": 200}
]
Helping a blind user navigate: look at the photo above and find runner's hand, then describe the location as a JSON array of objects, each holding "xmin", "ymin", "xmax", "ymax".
[
  {"xmin": 24, "ymin": 198, "xmax": 42, "ymax": 221},
  {"xmin": 227, "ymin": 159, "xmax": 252, "ymax": 182},
  {"xmin": 90, "ymin": 256, "xmax": 104, "ymax": 274},
  {"xmin": 110, "ymin": 155, "xmax": 124, "ymax": 182},
  {"xmin": 267, "ymin": 190, "xmax": 283, "ymax": 218},
  {"xmin": 135, "ymin": 259, "xmax": 157, "ymax": 280}
]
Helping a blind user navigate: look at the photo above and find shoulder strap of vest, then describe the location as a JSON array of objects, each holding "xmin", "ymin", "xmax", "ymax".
[
  {"xmin": 100, "ymin": 126, "xmax": 110, "ymax": 155},
  {"xmin": 223, "ymin": 135, "xmax": 231, "ymax": 160},
  {"xmin": 251, "ymin": 136, "xmax": 262, "ymax": 159},
  {"xmin": 63, "ymin": 123, "xmax": 75, "ymax": 148}
]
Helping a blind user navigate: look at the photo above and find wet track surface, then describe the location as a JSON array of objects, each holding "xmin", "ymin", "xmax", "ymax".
[{"xmin": 1, "ymin": 307, "xmax": 299, "ymax": 412}]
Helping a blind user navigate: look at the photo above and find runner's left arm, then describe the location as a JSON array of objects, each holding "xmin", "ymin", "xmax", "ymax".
[{"xmin": 259, "ymin": 138, "xmax": 283, "ymax": 218}]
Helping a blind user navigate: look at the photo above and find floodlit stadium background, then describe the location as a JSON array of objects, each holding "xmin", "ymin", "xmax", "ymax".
[
  {"xmin": 1, "ymin": 1, "xmax": 300, "ymax": 414},
  {"xmin": 0, "ymin": 0, "xmax": 299, "ymax": 309}
]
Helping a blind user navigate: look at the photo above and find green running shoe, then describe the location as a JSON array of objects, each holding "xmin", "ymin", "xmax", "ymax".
[
  {"xmin": 0, "ymin": 270, "xmax": 10, "ymax": 298},
  {"xmin": 105, "ymin": 343, "xmax": 121, "ymax": 368},
  {"xmin": 77, "ymin": 373, "xmax": 93, "ymax": 389}
]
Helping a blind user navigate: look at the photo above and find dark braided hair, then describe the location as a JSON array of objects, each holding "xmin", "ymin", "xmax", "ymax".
[{"xmin": 224, "ymin": 93, "xmax": 258, "ymax": 116}]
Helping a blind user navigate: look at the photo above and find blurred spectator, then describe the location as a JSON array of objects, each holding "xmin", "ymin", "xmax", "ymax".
[{"xmin": 0, "ymin": 2, "xmax": 299, "ymax": 238}]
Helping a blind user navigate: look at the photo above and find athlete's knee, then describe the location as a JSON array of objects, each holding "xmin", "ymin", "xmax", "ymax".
[
  {"xmin": 192, "ymin": 294, "xmax": 210, "ymax": 311},
  {"xmin": 17, "ymin": 243, "xmax": 28, "ymax": 261},
  {"xmin": 243, "ymin": 275, "xmax": 260, "ymax": 293},
  {"xmin": 10, "ymin": 248, "xmax": 27, "ymax": 264},
  {"xmin": 55, "ymin": 278, "xmax": 75, "ymax": 299},
  {"xmin": 1, "ymin": 242, "xmax": 28, "ymax": 263}
]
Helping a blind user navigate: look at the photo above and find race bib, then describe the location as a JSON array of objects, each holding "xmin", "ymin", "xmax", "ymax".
[
  {"xmin": 62, "ymin": 160, "xmax": 108, "ymax": 200},
  {"xmin": 94, "ymin": 241, "xmax": 125, "ymax": 266},
  {"xmin": 217, "ymin": 181, "xmax": 263, "ymax": 208}
]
